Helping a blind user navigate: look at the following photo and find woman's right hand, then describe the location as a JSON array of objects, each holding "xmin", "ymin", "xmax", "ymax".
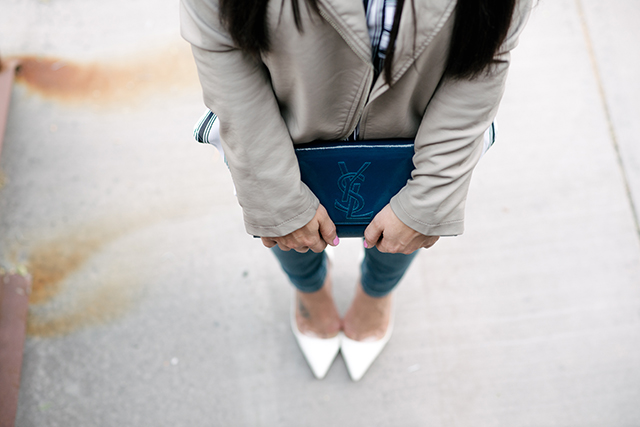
[{"xmin": 261, "ymin": 205, "xmax": 339, "ymax": 253}]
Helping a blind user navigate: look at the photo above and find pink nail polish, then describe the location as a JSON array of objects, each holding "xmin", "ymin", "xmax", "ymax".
[
  {"xmin": 364, "ymin": 241, "xmax": 369, "ymax": 248},
  {"xmin": 333, "ymin": 236, "xmax": 340, "ymax": 246}
]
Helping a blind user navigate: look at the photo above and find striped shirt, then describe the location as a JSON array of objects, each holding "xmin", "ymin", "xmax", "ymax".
[
  {"xmin": 364, "ymin": 0, "xmax": 397, "ymax": 79},
  {"xmin": 344, "ymin": 0, "xmax": 397, "ymax": 141}
]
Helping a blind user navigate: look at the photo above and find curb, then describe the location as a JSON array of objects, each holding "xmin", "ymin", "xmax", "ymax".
[{"xmin": 0, "ymin": 274, "xmax": 31, "ymax": 427}]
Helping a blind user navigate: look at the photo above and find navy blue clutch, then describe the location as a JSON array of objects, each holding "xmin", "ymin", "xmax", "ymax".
[
  {"xmin": 194, "ymin": 110, "xmax": 495, "ymax": 239},
  {"xmin": 295, "ymin": 139, "xmax": 415, "ymax": 237}
]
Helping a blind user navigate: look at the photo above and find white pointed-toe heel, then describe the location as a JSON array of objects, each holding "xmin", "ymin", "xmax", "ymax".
[
  {"xmin": 290, "ymin": 293, "xmax": 341, "ymax": 379},
  {"xmin": 340, "ymin": 311, "xmax": 394, "ymax": 382}
]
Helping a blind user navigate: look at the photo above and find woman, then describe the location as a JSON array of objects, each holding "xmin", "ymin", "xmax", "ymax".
[{"xmin": 180, "ymin": 0, "xmax": 532, "ymax": 380}]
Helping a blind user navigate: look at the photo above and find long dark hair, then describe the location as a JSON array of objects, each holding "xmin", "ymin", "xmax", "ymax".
[{"xmin": 219, "ymin": 0, "xmax": 516, "ymax": 82}]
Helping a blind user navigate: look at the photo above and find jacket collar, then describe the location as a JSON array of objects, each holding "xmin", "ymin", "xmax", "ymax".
[
  {"xmin": 316, "ymin": 0, "xmax": 372, "ymax": 64},
  {"xmin": 317, "ymin": 0, "xmax": 456, "ymax": 90},
  {"xmin": 390, "ymin": 0, "xmax": 456, "ymax": 78}
]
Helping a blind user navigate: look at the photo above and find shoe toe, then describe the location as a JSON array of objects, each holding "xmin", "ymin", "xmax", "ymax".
[
  {"xmin": 294, "ymin": 332, "xmax": 341, "ymax": 379},
  {"xmin": 340, "ymin": 323, "xmax": 393, "ymax": 382},
  {"xmin": 290, "ymin": 294, "xmax": 340, "ymax": 379}
]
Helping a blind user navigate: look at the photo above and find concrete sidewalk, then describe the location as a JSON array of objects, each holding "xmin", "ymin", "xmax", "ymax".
[{"xmin": 1, "ymin": 0, "xmax": 639, "ymax": 425}]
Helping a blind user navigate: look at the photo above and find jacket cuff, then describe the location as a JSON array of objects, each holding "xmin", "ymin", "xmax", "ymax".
[
  {"xmin": 390, "ymin": 191, "xmax": 464, "ymax": 237},
  {"xmin": 243, "ymin": 195, "xmax": 320, "ymax": 237}
]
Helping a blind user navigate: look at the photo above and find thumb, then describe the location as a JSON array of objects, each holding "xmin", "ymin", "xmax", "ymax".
[
  {"xmin": 317, "ymin": 209, "xmax": 339, "ymax": 246},
  {"xmin": 363, "ymin": 218, "xmax": 383, "ymax": 249}
]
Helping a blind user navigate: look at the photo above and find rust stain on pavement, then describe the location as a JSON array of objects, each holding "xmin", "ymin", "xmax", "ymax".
[
  {"xmin": 28, "ymin": 232, "xmax": 108, "ymax": 305},
  {"xmin": 12, "ymin": 44, "xmax": 199, "ymax": 105},
  {"xmin": 27, "ymin": 280, "xmax": 133, "ymax": 338},
  {"xmin": 26, "ymin": 221, "xmax": 135, "ymax": 337},
  {"xmin": 24, "ymin": 204, "xmax": 193, "ymax": 338}
]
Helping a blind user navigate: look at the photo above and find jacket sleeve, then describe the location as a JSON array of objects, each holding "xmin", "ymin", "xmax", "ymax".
[
  {"xmin": 180, "ymin": 0, "xmax": 319, "ymax": 237},
  {"xmin": 390, "ymin": 0, "xmax": 533, "ymax": 236}
]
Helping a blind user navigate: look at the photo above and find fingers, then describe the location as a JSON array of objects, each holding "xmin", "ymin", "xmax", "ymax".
[
  {"xmin": 374, "ymin": 234, "xmax": 406, "ymax": 254},
  {"xmin": 261, "ymin": 237, "xmax": 277, "ymax": 248},
  {"xmin": 289, "ymin": 204, "xmax": 335, "ymax": 253},
  {"xmin": 260, "ymin": 205, "xmax": 339, "ymax": 253},
  {"xmin": 263, "ymin": 234, "xmax": 323, "ymax": 253},
  {"xmin": 286, "ymin": 237, "xmax": 323, "ymax": 253},
  {"xmin": 363, "ymin": 218, "xmax": 383, "ymax": 250},
  {"xmin": 316, "ymin": 205, "xmax": 339, "ymax": 248},
  {"xmin": 303, "ymin": 228, "xmax": 328, "ymax": 253},
  {"xmin": 363, "ymin": 205, "xmax": 440, "ymax": 254},
  {"xmin": 261, "ymin": 237, "xmax": 296, "ymax": 252},
  {"xmin": 377, "ymin": 235, "xmax": 440, "ymax": 254},
  {"xmin": 423, "ymin": 236, "xmax": 440, "ymax": 249}
]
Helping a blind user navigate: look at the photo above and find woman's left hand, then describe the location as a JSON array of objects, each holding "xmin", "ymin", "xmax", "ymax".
[{"xmin": 363, "ymin": 205, "xmax": 439, "ymax": 254}]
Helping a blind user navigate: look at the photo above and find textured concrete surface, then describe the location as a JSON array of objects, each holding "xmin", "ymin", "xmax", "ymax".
[
  {"xmin": 0, "ymin": 0, "xmax": 639, "ymax": 426},
  {"xmin": 578, "ymin": 0, "xmax": 640, "ymax": 228}
]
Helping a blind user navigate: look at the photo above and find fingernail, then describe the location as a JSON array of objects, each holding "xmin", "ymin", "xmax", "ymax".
[
  {"xmin": 332, "ymin": 236, "xmax": 340, "ymax": 246},
  {"xmin": 363, "ymin": 240, "xmax": 369, "ymax": 248}
]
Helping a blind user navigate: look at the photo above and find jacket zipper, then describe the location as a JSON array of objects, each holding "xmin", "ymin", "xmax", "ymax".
[
  {"xmin": 346, "ymin": 69, "xmax": 374, "ymax": 138},
  {"xmin": 317, "ymin": 5, "xmax": 375, "ymax": 139}
]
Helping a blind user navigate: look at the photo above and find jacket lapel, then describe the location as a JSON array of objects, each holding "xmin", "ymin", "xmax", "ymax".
[
  {"xmin": 315, "ymin": 0, "xmax": 457, "ymax": 103},
  {"xmin": 316, "ymin": 0, "xmax": 372, "ymax": 64},
  {"xmin": 369, "ymin": 0, "xmax": 457, "ymax": 100}
]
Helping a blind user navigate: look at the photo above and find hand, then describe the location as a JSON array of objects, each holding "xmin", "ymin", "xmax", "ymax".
[
  {"xmin": 363, "ymin": 205, "xmax": 439, "ymax": 254},
  {"xmin": 261, "ymin": 204, "xmax": 339, "ymax": 253}
]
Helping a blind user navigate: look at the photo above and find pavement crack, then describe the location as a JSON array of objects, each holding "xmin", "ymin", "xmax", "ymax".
[{"xmin": 574, "ymin": 0, "xmax": 640, "ymax": 242}]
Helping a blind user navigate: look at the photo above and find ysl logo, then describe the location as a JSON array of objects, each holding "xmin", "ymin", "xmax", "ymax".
[{"xmin": 335, "ymin": 161, "xmax": 374, "ymax": 220}]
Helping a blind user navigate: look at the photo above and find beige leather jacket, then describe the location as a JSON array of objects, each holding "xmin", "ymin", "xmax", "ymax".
[{"xmin": 180, "ymin": 0, "xmax": 532, "ymax": 237}]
